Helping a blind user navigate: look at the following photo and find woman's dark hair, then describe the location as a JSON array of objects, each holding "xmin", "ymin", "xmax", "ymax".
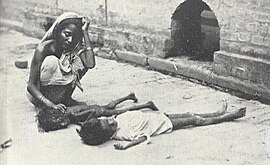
[
  {"xmin": 53, "ymin": 18, "xmax": 83, "ymax": 39},
  {"xmin": 77, "ymin": 118, "xmax": 112, "ymax": 145}
]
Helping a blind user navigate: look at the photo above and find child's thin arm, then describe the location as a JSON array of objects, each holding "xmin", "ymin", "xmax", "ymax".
[{"xmin": 114, "ymin": 136, "xmax": 147, "ymax": 150}]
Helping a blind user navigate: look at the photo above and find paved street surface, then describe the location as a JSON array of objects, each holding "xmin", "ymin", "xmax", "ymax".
[{"xmin": 0, "ymin": 27, "xmax": 269, "ymax": 165}]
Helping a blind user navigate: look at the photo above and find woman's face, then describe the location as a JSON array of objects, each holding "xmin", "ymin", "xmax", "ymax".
[{"xmin": 57, "ymin": 23, "xmax": 81, "ymax": 51}]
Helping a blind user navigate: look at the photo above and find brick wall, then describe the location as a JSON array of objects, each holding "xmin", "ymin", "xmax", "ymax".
[
  {"xmin": 211, "ymin": 0, "xmax": 270, "ymax": 60},
  {"xmin": 208, "ymin": 0, "xmax": 270, "ymax": 91},
  {"xmin": 1, "ymin": 0, "xmax": 270, "ymax": 93},
  {"xmin": 3, "ymin": 0, "xmax": 269, "ymax": 58}
]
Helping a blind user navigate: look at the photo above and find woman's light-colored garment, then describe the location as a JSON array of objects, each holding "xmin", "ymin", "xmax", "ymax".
[
  {"xmin": 40, "ymin": 56, "xmax": 75, "ymax": 86},
  {"xmin": 40, "ymin": 12, "xmax": 87, "ymax": 91},
  {"xmin": 112, "ymin": 111, "xmax": 173, "ymax": 144}
]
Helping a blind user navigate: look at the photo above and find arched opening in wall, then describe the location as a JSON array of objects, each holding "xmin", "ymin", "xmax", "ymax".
[{"xmin": 167, "ymin": 0, "xmax": 220, "ymax": 61}]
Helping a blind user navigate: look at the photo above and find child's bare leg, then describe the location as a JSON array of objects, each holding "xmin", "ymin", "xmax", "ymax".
[
  {"xmin": 194, "ymin": 101, "xmax": 228, "ymax": 118},
  {"xmin": 74, "ymin": 101, "xmax": 158, "ymax": 124},
  {"xmin": 170, "ymin": 117, "xmax": 198, "ymax": 130},
  {"xmin": 117, "ymin": 101, "xmax": 159, "ymax": 111},
  {"xmin": 103, "ymin": 92, "xmax": 138, "ymax": 109},
  {"xmin": 82, "ymin": 101, "xmax": 158, "ymax": 122},
  {"xmin": 166, "ymin": 112, "xmax": 195, "ymax": 119},
  {"xmin": 196, "ymin": 107, "xmax": 246, "ymax": 126},
  {"xmin": 167, "ymin": 101, "xmax": 228, "ymax": 119},
  {"xmin": 170, "ymin": 107, "xmax": 246, "ymax": 130}
]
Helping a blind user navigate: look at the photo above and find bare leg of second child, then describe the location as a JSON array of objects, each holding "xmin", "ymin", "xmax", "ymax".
[
  {"xmin": 116, "ymin": 101, "xmax": 159, "ymax": 111},
  {"xmin": 76, "ymin": 101, "xmax": 159, "ymax": 125},
  {"xmin": 66, "ymin": 92, "xmax": 138, "ymax": 114},
  {"xmin": 170, "ymin": 107, "xmax": 246, "ymax": 130},
  {"xmin": 98, "ymin": 101, "xmax": 159, "ymax": 118},
  {"xmin": 167, "ymin": 101, "xmax": 228, "ymax": 119},
  {"xmin": 65, "ymin": 93, "xmax": 138, "ymax": 123},
  {"xmin": 69, "ymin": 97, "xmax": 158, "ymax": 124},
  {"xmin": 103, "ymin": 92, "xmax": 138, "ymax": 109}
]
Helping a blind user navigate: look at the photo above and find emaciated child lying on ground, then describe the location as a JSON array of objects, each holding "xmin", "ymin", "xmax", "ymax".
[
  {"xmin": 77, "ymin": 101, "xmax": 246, "ymax": 150},
  {"xmin": 37, "ymin": 93, "xmax": 158, "ymax": 131}
]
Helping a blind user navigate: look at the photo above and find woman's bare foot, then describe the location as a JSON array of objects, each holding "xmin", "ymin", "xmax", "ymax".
[
  {"xmin": 147, "ymin": 101, "xmax": 159, "ymax": 111},
  {"xmin": 128, "ymin": 92, "xmax": 138, "ymax": 103}
]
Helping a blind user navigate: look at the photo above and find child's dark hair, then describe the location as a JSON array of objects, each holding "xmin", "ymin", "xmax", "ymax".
[
  {"xmin": 37, "ymin": 109, "xmax": 70, "ymax": 132},
  {"xmin": 77, "ymin": 118, "xmax": 112, "ymax": 145}
]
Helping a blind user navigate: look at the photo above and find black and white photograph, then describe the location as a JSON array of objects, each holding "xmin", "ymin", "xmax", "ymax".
[{"xmin": 0, "ymin": 0, "xmax": 269, "ymax": 164}]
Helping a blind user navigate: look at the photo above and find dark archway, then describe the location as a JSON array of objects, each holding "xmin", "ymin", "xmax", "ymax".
[{"xmin": 167, "ymin": 0, "xmax": 220, "ymax": 61}]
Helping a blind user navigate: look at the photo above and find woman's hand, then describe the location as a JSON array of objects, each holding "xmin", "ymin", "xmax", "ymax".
[
  {"xmin": 82, "ymin": 17, "xmax": 90, "ymax": 31},
  {"xmin": 52, "ymin": 103, "xmax": 67, "ymax": 113},
  {"xmin": 41, "ymin": 97, "xmax": 67, "ymax": 113}
]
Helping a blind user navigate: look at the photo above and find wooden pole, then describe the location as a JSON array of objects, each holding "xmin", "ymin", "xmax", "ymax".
[
  {"xmin": 105, "ymin": 0, "xmax": 108, "ymax": 26},
  {"xmin": 55, "ymin": 0, "xmax": 58, "ymax": 10}
]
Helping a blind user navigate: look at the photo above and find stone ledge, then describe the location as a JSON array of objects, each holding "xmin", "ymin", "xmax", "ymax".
[
  {"xmin": 95, "ymin": 49, "xmax": 148, "ymax": 66},
  {"xmin": 0, "ymin": 19, "xmax": 23, "ymax": 32},
  {"xmin": 214, "ymin": 51, "xmax": 270, "ymax": 88},
  {"xmin": 211, "ymin": 74, "xmax": 270, "ymax": 102},
  {"xmin": 95, "ymin": 49, "xmax": 114, "ymax": 60},
  {"xmin": 115, "ymin": 50, "xmax": 148, "ymax": 66},
  {"xmin": 148, "ymin": 57, "xmax": 213, "ymax": 83},
  {"xmin": 148, "ymin": 57, "xmax": 270, "ymax": 102},
  {"xmin": 0, "ymin": 18, "xmax": 45, "ymax": 39}
]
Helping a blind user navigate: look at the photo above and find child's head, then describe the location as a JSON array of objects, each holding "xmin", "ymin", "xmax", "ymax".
[
  {"xmin": 37, "ymin": 109, "xmax": 70, "ymax": 132},
  {"xmin": 77, "ymin": 117, "xmax": 118, "ymax": 145}
]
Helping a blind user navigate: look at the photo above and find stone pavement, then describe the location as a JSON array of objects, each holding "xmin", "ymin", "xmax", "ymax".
[{"xmin": 0, "ymin": 27, "xmax": 269, "ymax": 165}]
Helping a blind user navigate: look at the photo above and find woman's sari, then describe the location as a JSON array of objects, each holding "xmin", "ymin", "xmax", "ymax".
[
  {"xmin": 27, "ymin": 12, "xmax": 89, "ymax": 106},
  {"xmin": 40, "ymin": 12, "xmax": 88, "ymax": 92}
]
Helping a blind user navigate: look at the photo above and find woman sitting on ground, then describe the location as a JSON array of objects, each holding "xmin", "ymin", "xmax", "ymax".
[
  {"xmin": 27, "ymin": 12, "xmax": 95, "ymax": 112},
  {"xmin": 77, "ymin": 101, "xmax": 246, "ymax": 150}
]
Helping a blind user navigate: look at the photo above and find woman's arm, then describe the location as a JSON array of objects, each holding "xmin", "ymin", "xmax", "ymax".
[
  {"xmin": 80, "ymin": 17, "xmax": 95, "ymax": 69},
  {"xmin": 27, "ymin": 44, "xmax": 66, "ymax": 112},
  {"xmin": 113, "ymin": 136, "xmax": 147, "ymax": 150}
]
